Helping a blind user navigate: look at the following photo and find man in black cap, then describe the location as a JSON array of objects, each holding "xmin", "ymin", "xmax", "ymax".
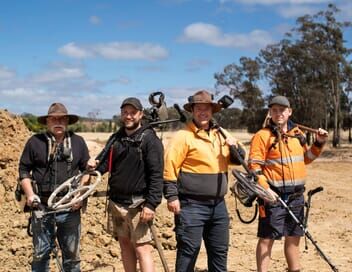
[
  {"xmin": 248, "ymin": 95, "xmax": 328, "ymax": 272},
  {"xmin": 89, "ymin": 97, "xmax": 164, "ymax": 272},
  {"xmin": 19, "ymin": 102, "xmax": 90, "ymax": 272}
]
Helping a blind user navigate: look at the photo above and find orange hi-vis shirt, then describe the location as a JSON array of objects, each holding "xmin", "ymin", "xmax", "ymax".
[
  {"xmin": 164, "ymin": 121, "xmax": 242, "ymax": 198},
  {"xmin": 248, "ymin": 122, "xmax": 324, "ymax": 191}
]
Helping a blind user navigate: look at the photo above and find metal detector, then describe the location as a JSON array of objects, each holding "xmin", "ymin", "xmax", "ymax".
[
  {"xmin": 26, "ymin": 171, "xmax": 101, "ymax": 271},
  {"xmin": 231, "ymin": 165, "xmax": 339, "ymax": 271},
  {"xmin": 210, "ymin": 94, "xmax": 270, "ymax": 223},
  {"xmin": 277, "ymin": 195, "xmax": 339, "ymax": 272},
  {"xmin": 47, "ymin": 171, "xmax": 101, "ymax": 211}
]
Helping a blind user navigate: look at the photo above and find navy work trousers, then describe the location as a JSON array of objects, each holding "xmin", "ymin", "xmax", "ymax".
[{"xmin": 175, "ymin": 199, "xmax": 229, "ymax": 272}]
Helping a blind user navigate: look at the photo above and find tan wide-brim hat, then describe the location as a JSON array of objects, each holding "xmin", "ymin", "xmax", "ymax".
[
  {"xmin": 183, "ymin": 90, "xmax": 222, "ymax": 113},
  {"xmin": 37, "ymin": 102, "xmax": 79, "ymax": 125}
]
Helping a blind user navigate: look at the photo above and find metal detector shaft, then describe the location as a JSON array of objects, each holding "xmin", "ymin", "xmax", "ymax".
[
  {"xmin": 277, "ymin": 197, "xmax": 339, "ymax": 272},
  {"xmin": 149, "ymin": 118, "xmax": 183, "ymax": 126},
  {"xmin": 148, "ymin": 222, "xmax": 170, "ymax": 272},
  {"xmin": 217, "ymin": 126, "xmax": 253, "ymax": 176}
]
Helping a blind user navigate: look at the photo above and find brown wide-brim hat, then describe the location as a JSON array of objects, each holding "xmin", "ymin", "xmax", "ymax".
[
  {"xmin": 183, "ymin": 90, "xmax": 222, "ymax": 113},
  {"xmin": 37, "ymin": 102, "xmax": 79, "ymax": 125}
]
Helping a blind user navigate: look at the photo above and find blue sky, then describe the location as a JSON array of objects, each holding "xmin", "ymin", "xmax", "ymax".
[{"xmin": 1, "ymin": 0, "xmax": 351, "ymax": 118}]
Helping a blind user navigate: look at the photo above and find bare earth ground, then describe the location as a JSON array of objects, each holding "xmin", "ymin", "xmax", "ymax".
[{"xmin": 0, "ymin": 114, "xmax": 351, "ymax": 272}]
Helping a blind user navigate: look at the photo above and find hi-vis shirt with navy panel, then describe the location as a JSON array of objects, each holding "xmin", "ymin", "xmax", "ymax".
[
  {"xmin": 248, "ymin": 120, "xmax": 324, "ymax": 191},
  {"xmin": 163, "ymin": 121, "xmax": 246, "ymax": 201}
]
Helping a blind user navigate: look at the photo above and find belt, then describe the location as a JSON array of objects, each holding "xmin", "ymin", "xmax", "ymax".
[
  {"xmin": 271, "ymin": 184, "xmax": 305, "ymax": 195},
  {"xmin": 109, "ymin": 194, "xmax": 144, "ymax": 205},
  {"xmin": 179, "ymin": 194, "xmax": 224, "ymax": 205}
]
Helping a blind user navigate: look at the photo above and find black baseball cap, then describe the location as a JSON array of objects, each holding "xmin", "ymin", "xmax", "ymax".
[
  {"xmin": 120, "ymin": 97, "xmax": 143, "ymax": 111},
  {"xmin": 268, "ymin": 95, "xmax": 290, "ymax": 108}
]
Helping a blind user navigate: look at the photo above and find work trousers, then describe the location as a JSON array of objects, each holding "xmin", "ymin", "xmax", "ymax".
[{"xmin": 175, "ymin": 198, "xmax": 229, "ymax": 272}]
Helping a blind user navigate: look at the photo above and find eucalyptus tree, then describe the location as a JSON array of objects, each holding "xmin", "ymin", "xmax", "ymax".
[
  {"xmin": 260, "ymin": 4, "xmax": 351, "ymax": 146},
  {"xmin": 214, "ymin": 56, "xmax": 266, "ymax": 133}
]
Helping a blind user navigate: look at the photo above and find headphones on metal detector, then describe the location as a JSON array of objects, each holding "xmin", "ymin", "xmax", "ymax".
[{"xmin": 147, "ymin": 91, "xmax": 168, "ymax": 122}]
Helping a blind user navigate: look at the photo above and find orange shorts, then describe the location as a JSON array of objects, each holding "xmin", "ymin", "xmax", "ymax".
[{"xmin": 106, "ymin": 200, "xmax": 152, "ymax": 244}]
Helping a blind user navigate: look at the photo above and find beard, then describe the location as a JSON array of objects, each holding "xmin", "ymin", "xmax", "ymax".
[{"xmin": 124, "ymin": 120, "xmax": 140, "ymax": 131}]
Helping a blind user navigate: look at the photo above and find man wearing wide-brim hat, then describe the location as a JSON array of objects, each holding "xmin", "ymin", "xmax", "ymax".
[
  {"xmin": 37, "ymin": 102, "xmax": 79, "ymax": 126},
  {"xmin": 19, "ymin": 102, "xmax": 90, "ymax": 272},
  {"xmin": 164, "ymin": 90, "xmax": 246, "ymax": 271}
]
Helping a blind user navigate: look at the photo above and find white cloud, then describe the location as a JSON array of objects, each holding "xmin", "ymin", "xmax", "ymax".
[
  {"xmin": 0, "ymin": 66, "xmax": 16, "ymax": 79},
  {"xmin": 180, "ymin": 22, "xmax": 274, "ymax": 49},
  {"xmin": 89, "ymin": 15, "xmax": 101, "ymax": 25},
  {"xmin": 0, "ymin": 88, "xmax": 120, "ymax": 117},
  {"xmin": 116, "ymin": 76, "xmax": 132, "ymax": 85},
  {"xmin": 339, "ymin": 2, "xmax": 352, "ymax": 20},
  {"xmin": 58, "ymin": 42, "xmax": 93, "ymax": 59},
  {"xmin": 277, "ymin": 4, "xmax": 319, "ymax": 17},
  {"xmin": 274, "ymin": 23, "xmax": 293, "ymax": 35},
  {"xmin": 186, "ymin": 59, "xmax": 211, "ymax": 72},
  {"xmin": 138, "ymin": 65, "xmax": 165, "ymax": 72},
  {"xmin": 59, "ymin": 42, "xmax": 169, "ymax": 61},
  {"xmin": 31, "ymin": 67, "xmax": 85, "ymax": 83},
  {"xmin": 0, "ymin": 62, "xmax": 109, "ymax": 116},
  {"xmin": 0, "ymin": 61, "xmax": 172, "ymax": 118}
]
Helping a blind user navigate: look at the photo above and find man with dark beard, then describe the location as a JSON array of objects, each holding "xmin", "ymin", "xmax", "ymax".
[{"xmin": 90, "ymin": 97, "xmax": 164, "ymax": 272}]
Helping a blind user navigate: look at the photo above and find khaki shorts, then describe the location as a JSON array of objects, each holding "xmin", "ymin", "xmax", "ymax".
[{"xmin": 107, "ymin": 200, "xmax": 153, "ymax": 244}]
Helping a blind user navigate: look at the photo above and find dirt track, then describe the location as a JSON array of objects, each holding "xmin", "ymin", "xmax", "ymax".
[{"xmin": 0, "ymin": 111, "xmax": 351, "ymax": 271}]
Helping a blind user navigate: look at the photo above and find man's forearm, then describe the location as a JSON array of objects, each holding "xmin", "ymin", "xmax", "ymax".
[{"xmin": 21, "ymin": 178, "xmax": 35, "ymax": 197}]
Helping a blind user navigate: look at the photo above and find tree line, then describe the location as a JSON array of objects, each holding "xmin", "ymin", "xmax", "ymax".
[
  {"xmin": 21, "ymin": 113, "xmax": 115, "ymax": 133},
  {"xmin": 214, "ymin": 4, "xmax": 352, "ymax": 146}
]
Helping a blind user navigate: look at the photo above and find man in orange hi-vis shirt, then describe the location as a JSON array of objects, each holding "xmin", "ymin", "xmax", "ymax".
[{"xmin": 248, "ymin": 95, "xmax": 328, "ymax": 272}]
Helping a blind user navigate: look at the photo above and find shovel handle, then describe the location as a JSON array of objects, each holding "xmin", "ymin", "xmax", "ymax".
[{"xmin": 149, "ymin": 222, "xmax": 170, "ymax": 272}]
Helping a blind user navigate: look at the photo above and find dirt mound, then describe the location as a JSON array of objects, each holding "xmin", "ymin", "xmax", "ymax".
[
  {"xmin": 0, "ymin": 109, "xmax": 32, "ymax": 271},
  {"xmin": 0, "ymin": 110, "xmax": 30, "ymax": 194}
]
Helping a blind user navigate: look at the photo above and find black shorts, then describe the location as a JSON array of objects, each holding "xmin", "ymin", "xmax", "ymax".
[{"xmin": 257, "ymin": 194, "xmax": 304, "ymax": 239}]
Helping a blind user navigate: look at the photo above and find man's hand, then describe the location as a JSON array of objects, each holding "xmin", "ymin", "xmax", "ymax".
[
  {"xmin": 72, "ymin": 201, "xmax": 82, "ymax": 211},
  {"xmin": 27, "ymin": 194, "xmax": 41, "ymax": 207},
  {"xmin": 140, "ymin": 206, "xmax": 155, "ymax": 223},
  {"xmin": 225, "ymin": 137, "xmax": 238, "ymax": 147},
  {"xmin": 86, "ymin": 158, "xmax": 99, "ymax": 171},
  {"xmin": 266, "ymin": 188, "xmax": 279, "ymax": 204},
  {"xmin": 167, "ymin": 199, "xmax": 181, "ymax": 214},
  {"xmin": 316, "ymin": 128, "xmax": 328, "ymax": 144}
]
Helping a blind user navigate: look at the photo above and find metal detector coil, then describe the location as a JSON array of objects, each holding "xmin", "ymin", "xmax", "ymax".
[
  {"xmin": 231, "ymin": 171, "xmax": 257, "ymax": 207},
  {"xmin": 231, "ymin": 169, "xmax": 276, "ymax": 206},
  {"xmin": 48, "ymin": 171, "xmax": 101, "ymax": 210}
]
